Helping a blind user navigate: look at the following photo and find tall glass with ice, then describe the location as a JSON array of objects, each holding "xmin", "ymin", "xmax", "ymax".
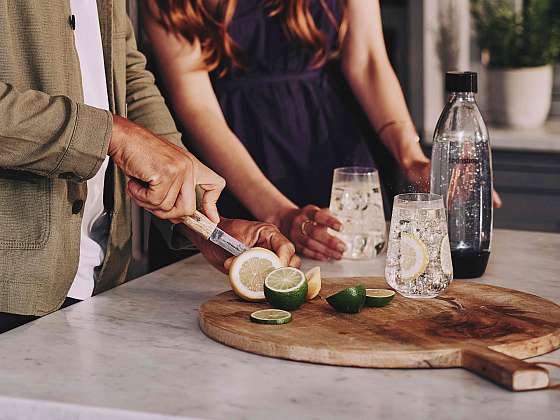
[
  {"xmin": 385, "ymin": 193, "xmax": 453, "ymax": 298},
  {"xmin": 329, "ymin": 167, "xmax": 386, "ymax": 259}
]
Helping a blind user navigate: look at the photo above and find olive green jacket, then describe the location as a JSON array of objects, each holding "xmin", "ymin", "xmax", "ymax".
[{"xmin": 0, "ymin": 0, "xmax": 182, "ymax": 315}]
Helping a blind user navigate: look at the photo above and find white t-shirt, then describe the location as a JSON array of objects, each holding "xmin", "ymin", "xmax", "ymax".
[{"xmin": 67, "ymin": 0, "xmax": 111, "ymax": 299}]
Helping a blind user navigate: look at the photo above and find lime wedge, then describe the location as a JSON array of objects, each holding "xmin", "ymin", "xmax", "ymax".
[
  {"xmin": 326, "ymin": 285, "xmax": 366, "ymax": 314},
  {"xmin": 365, "ymin": 289, "xmax": 395, "ymax": 307},
  {"xmin": 264, "ymin": 267, "xmax": 307, "ymax": 310},
  {"xmin": 228, "ymin": 248, "xmax": 282, "ymax": 302},
  {"xmin": 440, "ymin": 235, "xmax": 453, "ymax": 276},
  {"xmin": 250, "ymin": 309, "xmax": 292, "ymax": 325},
  {"xmin": 400, "ymin": 233, "xmax": 429, "ymax": 279}
]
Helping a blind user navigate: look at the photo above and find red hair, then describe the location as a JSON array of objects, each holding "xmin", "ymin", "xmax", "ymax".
[{"xmin": 151, "ymin": 0, "xmax": 346, "ymax": 76}]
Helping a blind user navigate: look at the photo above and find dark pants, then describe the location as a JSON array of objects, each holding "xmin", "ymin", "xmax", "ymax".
[{"xmin": 0, "ymin": 297, "xmax": 81, "ymax": 334}]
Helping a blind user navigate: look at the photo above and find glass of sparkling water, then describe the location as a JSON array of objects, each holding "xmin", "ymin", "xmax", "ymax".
[
  {"xmin": 385, "ymin": 193, "xmax": 453, "ymax": 298},
  {"xmin": 329, "ymin": 167, "xmax": 386, "ymax": 259}
]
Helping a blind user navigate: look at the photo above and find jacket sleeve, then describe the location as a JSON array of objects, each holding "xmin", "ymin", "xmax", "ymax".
[
  {"xmin": 124, "ymin": 18, "xmax": 182, "ymax": 147},
  {"xmin": 0, "ymin": 82, "xmax": 112, "ymax": 182},
  {"xmin": 124, "ymin": 17, "xmax": 198, "ymax": 250}
]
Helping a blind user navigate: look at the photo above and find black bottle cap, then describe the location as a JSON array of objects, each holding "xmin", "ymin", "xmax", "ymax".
[{"xmin": 445, "ymin": 71, "xmax": 477, "ymax": 93}]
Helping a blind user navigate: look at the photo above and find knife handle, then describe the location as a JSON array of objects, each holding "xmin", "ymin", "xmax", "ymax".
[{"xmin": 182, "ymin": 211, "xmax": 217, "ymax": 240}]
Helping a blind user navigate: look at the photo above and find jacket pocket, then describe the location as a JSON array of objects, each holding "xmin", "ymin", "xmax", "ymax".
[{"xmin": 0, "ymin": 170, "xmax": 51, "ymax": 249}]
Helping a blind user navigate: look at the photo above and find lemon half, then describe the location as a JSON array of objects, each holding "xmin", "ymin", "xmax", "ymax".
[{"xmin": 228, "ymin": 247, "xmax": 282, "ymax": 302}]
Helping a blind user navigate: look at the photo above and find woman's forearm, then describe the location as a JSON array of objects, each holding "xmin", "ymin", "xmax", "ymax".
[
  {"xmin": 342, "ymin": 56, "xmax": 428, "ymax": 169},
  {"xmin": 176, "ymin": 104, "xmax": 297, "ymax": 224}
]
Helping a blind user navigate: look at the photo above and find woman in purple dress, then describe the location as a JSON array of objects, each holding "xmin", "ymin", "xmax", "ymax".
[{"xmin": 143, "ymin": 0, "xmax": 431, "ymax": 261}]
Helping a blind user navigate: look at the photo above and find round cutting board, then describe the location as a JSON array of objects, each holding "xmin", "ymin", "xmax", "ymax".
[{"xmin": 199, "ymin": 277, "xmax": 560, "ymax": 391}]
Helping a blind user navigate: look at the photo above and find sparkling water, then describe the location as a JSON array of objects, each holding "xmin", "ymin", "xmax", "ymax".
[
  {"xmin": 329, "ymin": 181, "xmax": 386, "ymax": 259},
  {"xmin": 385, "ymin": 194, "xmax": 453, "ymax": 298}
]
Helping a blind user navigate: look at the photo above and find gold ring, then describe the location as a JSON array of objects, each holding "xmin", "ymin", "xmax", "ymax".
[{"xmin": 300, "ymin": 219, "xmax": 316, "ymax": 236}]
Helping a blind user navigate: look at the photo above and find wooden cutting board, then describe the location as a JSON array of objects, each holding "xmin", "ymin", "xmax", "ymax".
[{"xmin": 199, "ymin": 277, "xmax": 560, "ymax": 391}]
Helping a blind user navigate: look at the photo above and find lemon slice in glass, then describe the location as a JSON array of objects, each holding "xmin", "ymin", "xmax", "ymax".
[
  {"xmin": 399, "ymin": 233, "xmax": 429, "ymax": 279},
  {"xmin": 440, "ymin": 234, "xmax": 453, "ymax": 276},
  {"xmin": 228, "ymin": 247, "xmax": 282, "ymax": 302}
]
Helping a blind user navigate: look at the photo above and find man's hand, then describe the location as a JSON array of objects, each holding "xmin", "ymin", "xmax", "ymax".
[
  {"xmin": 109, "ymin": 115, "xmax": 225, "ymax": 223},
  {"xmin": 177, "ymin": 218, "xmax": 301, "ymax": 273}
]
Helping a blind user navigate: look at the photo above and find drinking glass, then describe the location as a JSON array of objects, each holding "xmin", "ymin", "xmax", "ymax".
[
  {"xmin": 385, "ymin": 193, "xmax": 453, "ymax": 298},
  {"xmin": 329, "ymin": 167, "xmax": 386, "ymax": 259}
]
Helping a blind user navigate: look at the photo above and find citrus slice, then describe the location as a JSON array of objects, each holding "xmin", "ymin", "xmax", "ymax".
[
  {"xmin": 399, "ymin": 233, "xmax": 429, "ymax": 279},
  {"xmin": 440, "ymin": 234, "xmax": 453, "ymax": 276},
  {"xmin": 365, "ymin": 289, "xmax": 396, "ymax": 307},
  {"xmin": 264, "ymin": 267, "xmax": 307, "ymax": 310},
  {"xmin": 326, "ymin": 285, "xmax": 366, "ymax": 314},
  {"xmin": 229, "ymin": 247, "xmax": 282, "ymax": 302},
  {"xmin": 250, "ymin": 309, "xmax": 292, "ymax": 325},
  {"xmin": 305, "ymin": 266, "xmax": 321, "ymax": 300}
]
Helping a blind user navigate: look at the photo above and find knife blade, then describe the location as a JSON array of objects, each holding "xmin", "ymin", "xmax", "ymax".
[{"xmin": 182, "ymin": 211, "xmax": 249, "ymax": 257}]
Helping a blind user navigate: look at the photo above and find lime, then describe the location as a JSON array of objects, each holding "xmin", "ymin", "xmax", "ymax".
[
  {"xmin": 264, "ymin": 267, "xmax": 308, "ymax": 310},
  {"xmin": 326, "ymin": 285, "xmax": 366, "ymax": 313},
  {"xmin": 364, "ymin": 289, "xmax": 395, "ymax": 307},
  {"xmin": 400, "ymin": 233, "xmax": 429, "ymax": 279},
  {"xmin": 305, "ymin": 266, "xmax": 321, "ymax": 300},
  {"xmin": 440, "ymin": 235, "xmax": 453, "ymax": 276},
  {"xmin": 229, "ymin": 247, "xmax": 282, "ymax": 302},
  {"xmin": 250, "ymin": 309, "xmax": 292, "ymax": 325}
]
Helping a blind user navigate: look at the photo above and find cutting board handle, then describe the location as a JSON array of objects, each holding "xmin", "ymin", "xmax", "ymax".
[
  {"xmin": 182, "ymin": 211, "xmax": 217, "ymax": 240},
  {"xmin": 461, "ymin": 346, "xmax": 549, "ymax": 391}
]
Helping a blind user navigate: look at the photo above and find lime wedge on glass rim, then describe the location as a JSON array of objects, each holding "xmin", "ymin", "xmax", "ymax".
[{"xmin": 250, "ymin": 309, "xmax": 292, "ymax": 325}]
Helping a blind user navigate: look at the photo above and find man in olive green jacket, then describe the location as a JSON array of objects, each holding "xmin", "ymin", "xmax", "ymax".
[{"xmin": 0, "ymin": 0, "xmax": 298, "ymax": 326}]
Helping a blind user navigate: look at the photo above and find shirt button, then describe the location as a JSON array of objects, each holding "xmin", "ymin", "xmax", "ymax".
[
  {"xmin": 72, "ymin": 200, "xmax": 84, "ymax": 214},
  {"xmin": 69, "ymin": 14, "xmax": 76, "ymax": 30}
]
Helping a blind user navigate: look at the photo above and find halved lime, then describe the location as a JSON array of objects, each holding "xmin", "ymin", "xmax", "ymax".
[
  {"xmin": 365, "ymin": 289, "xmax": 395, "ymax": 307},
  {"xmin": 250, "ymin": 309, "xmax": 292, "ymax": 325},
  {"xmin": 400, "ymin": 233, "xmax": 429, "ymax": 279},
  {"xmin": 326, "ymin": 285, "xmax": 366, "ymax": 314},
  {"xmin": 440, "ymin": 235, "xmax": 453, "ymax": 276},
  {"xmin": 264, "ymin": 267, "xmax": 308, "ymax": 310}
]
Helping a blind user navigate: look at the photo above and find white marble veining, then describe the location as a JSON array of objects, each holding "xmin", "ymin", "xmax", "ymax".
[{"xmin": 0, "ymin": 229, "xmax": 559, "ymax": 420}]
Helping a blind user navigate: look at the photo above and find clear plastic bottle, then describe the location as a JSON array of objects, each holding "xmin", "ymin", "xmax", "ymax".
[{"xmin": 430, "ymin": 72, "xmax": 493, "ymax": 278}]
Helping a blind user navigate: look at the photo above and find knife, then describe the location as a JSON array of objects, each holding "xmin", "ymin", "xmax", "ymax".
[{"xmin": 182, "ymin": 211, "xmax": 249, "ymax": 257}]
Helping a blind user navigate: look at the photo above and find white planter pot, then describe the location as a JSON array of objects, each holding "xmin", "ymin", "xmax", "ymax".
[{"xmin": 488, "ymin": 65, "xmax": 553, "ymax": 129}]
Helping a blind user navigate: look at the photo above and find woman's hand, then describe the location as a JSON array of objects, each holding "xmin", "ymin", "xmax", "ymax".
[
  {"xmin": 281, "ymin": 205, "xmax": 347, "ymax": 261},
  {"xmin": 403, "ymin": 158, "xmax": 503, "ymax": 208}
]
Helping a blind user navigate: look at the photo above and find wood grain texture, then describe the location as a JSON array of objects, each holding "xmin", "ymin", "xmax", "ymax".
[{"xmin": 199, "ymin": 277, "xmax": 560, "ymax": 391}]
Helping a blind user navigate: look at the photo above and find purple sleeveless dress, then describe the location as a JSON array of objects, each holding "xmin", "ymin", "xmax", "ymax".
[{"xmin": 209, "ymin": 0, "xmax": 375, "ymax": 219}]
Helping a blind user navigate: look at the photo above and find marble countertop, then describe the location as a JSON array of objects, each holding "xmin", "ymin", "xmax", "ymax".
[{"xmin": 0, "ymin": 229, "xmax": 559, "ymax": 420}]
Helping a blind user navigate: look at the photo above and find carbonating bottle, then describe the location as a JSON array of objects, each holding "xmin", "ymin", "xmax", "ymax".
[{"xmin": 430, "ymin": 71, "xmax": 493, "ymax": 278}]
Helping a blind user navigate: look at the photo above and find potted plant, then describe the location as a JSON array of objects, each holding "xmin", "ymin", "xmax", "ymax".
[{"xmin": 471, "ymin": 0, "xmax": 560, "ymax": 128}]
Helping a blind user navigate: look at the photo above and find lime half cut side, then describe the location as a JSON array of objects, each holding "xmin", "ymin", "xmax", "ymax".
[
  {"xmin": 264, "ymin": 267, "xmax": 308, "ymax": 310},
  {"xmin": 365, "ymin": 289, "xmax": 396, "ymax": 307},
  {"xmin": 399, "ymin": 233, "xmax": 429, "ymax": 280},
  {"xmin": 250, "ymin": 309, "xmax": 292, "ymax": 325}
]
